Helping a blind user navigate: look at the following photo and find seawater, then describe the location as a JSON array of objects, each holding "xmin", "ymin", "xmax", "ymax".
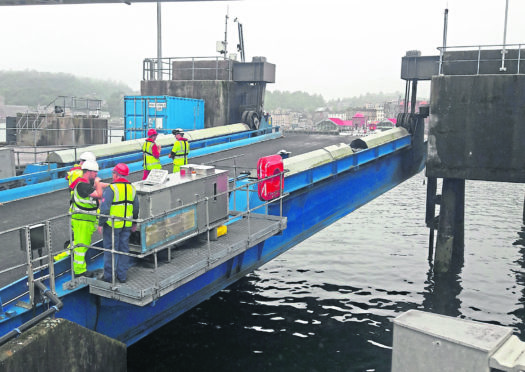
[{"xmin": 128, "ymin": 171, "xmax": 525, "ymax": 371}]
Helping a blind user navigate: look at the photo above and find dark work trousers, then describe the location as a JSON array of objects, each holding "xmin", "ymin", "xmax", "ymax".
[{"xmin": 102, "ymin": 225, "xmax": 132, "ymax": 282}]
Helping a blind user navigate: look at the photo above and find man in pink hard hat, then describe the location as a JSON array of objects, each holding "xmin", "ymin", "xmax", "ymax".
[
  {"xmin": 142, "ymin": 128, "xmax": 162, "ymax": 180},
  {"xmin": 97, "ymin": 163, "xmax": 139, "ymax": 284}
]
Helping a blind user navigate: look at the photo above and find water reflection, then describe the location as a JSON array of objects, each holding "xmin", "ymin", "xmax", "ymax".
[
  {"xmin": 423, "ymin": 261, "xmax": 463, "ymax": 317},
  {"xmin": 128, "ymin": 177, "xmax": 525, "ymax": 372},
  {"xmin": 511, "ymin": 225, "xmax": 525, "ymax": 334}
]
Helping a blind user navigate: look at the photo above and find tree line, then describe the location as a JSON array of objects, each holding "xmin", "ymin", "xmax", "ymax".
[
  {"xmin": 265, "ymin": 89, "xmax": 404, "ymax": 112},
  {"xmin": 0, "ymin": 70, "xmax": 136, "ymax": 118}
]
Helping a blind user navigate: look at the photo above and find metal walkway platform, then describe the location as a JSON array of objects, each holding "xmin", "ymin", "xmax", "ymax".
[{"xmin": 71, "ymin": 213, "xmax": 286, "ymax": 306}]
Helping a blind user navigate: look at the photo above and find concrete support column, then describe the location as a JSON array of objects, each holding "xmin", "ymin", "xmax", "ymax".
[
  {"xmin": 453, "ymin": 179, "xmax": 465, "ymax": 259},
  {"xmin": 425, "ymin": 177, "xmax": 437, "ymax": 261},
  {"xmin": 435, "ymin": 178, "xmax": 465, "ymax": 273},
  {"xmin": 0, "ymin": 318, "xmax": 126, "ymax": 371}
]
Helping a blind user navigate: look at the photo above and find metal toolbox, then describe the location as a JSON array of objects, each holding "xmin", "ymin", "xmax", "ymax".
[{"xmin": 131, "ymin": 165, "xmax": 229, "ymax": 253}]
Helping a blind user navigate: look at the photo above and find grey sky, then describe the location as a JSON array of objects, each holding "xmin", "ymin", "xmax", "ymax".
[{"xmin": 0, "ymin": 0, "xmax": 523, "ymax": 100}]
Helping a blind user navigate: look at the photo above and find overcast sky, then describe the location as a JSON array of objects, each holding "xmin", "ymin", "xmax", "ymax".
[{"xmin": 0, "ymin": 0, "xmax": 524, "ymax": 100}]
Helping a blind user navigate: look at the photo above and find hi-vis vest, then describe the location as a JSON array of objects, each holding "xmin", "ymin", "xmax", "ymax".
[
  {"xmin": 67, "ymin": 165, "xmax": 83, "ymax": 189},
  {"xmin": 107, "ymin": 181, "xmax": 136, "ymax": 228},
  {"xmin": 70, "ymin": 178, "xmax": 99, "ymax": 222},
  {"xmin": 171, "ymin": 140, "xmax": 190, "ymax": 168},
  {"xmin": 142, "ymin": 141, "xmax": 162, "ymax": 171}
]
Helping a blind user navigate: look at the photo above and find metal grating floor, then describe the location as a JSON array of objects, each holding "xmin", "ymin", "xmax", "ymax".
[{"xmin": 73, "ymin": 213, "xmax": 286, "ymax": 306}]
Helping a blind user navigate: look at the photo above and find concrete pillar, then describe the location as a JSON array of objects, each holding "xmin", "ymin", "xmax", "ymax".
[
  {"xmin": 435, "ymin": 178, "xmax": 465, "ymax": 273},
  {"xmin": 453, "ymin": 179, "xmax": 465, "ymax": 261},
  {"xmin": 0, "ymin": 318, "xmax": 126, "ymax": 372},
  {"xmin": 425, "ymin": 177, "xmax": 437, "ymax": 261}
]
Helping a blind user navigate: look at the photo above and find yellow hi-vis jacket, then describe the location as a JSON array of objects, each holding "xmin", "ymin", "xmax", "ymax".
[
  {"xmin": 67, "ymin": 164, "xmax": 83, "ymax": 189},
  {"xmin": 107, "ymin": 182, "xmax": 136, "ymax": 228},
  {"xmin": 70, "ymin": 178, "xmax": 99, "ymax": 223},
  {"xmin": 170, "ymin": 139, "xmax": 190, "ymax": 172},
  {"xmin": 142, "ymin": 140, "xmax": 162, "ymax": 171}
]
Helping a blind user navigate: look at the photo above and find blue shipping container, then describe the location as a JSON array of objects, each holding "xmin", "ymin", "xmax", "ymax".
[{"xmin": 124, "ymin": 95, "xmax": 205, "ymax": 140}]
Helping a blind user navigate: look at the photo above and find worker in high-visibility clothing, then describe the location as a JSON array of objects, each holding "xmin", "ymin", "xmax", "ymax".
[
  {"xmin": 56, "ymin": 151, "xmax": 106, "ymax": 261},
  {"xmin": 70, "ymin": 160, "xmax": 102, "ymax": 277},
  {"xmin": 97, "ymin": 163, "xmax": 139, "ymax": 284},
  {"xmin": 66, "ymin": 151, "xmax": 96, "ymax": 191},
  {"xmin": 142, "ymin": 128, "xmax": 162, "ymax": 180},
  {"xmin": 168, "ymin": 128, "xmax": 190, "ymax": 173}
]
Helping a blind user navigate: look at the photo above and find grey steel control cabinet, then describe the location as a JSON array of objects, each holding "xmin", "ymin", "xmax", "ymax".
[{"xmin": 132, "ymin": 165, "xmax": 228, "ymax": 253}]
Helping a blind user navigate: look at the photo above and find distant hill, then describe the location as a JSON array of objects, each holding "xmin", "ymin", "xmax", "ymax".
[
  {"xmin": 327, "ymin": 92, "xmax": 404, "ymax": 110},
  {"xmin": 265, "ymin": 90, "xmax": 326, "ymax": 112},
  {"xmin": 0, "ymin": 70, "xmax": 137, "ymax": 118},
  {"xmin": 265, "ymin": 89, "xmax": 404, "ymax": 112}
]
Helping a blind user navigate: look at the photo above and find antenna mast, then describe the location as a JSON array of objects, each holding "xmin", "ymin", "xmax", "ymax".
[
  {"xmin": 235, "ymin": 17, "xmax": 245, "ymax": 62},
  {"xmin": 223, "ymin": 6, "xmax": 229, "ymax": 60},
  {"xmin": 500, "ymin": 0, "xmax": 509, "ymax": 71},
  {"xmin": 157, "ymin": 2, "xmax": 162, "ymax": 80}
]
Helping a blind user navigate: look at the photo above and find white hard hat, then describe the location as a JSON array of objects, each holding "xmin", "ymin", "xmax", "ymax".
[
  {"xmin": 81, "ymin": 160, "xmax": 99, "ymax": 172},
  {"xmin": 79, "ymin": 151, "xmax": 96, "ymax": 162}
]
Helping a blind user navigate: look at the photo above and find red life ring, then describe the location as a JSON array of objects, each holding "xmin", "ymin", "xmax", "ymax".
[{"xmin": 257, "ymin": 155, "xmax": 284, "ymax": 201}]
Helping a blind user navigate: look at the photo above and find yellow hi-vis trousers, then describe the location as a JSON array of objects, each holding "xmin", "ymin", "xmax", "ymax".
[
  {"xmin": 71, "ymin": 218, "xmax": 96, "ymax": 275},
  {"xmin": 172, "ymin": 158, "xmax": 186, "ymax": 173}
]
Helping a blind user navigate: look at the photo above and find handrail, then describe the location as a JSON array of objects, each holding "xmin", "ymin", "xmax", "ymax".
[
  {"xmin": 0, "ymin": 212, "xmax": 68, "ymax": 307},
  {"xmin": 0, "ymin": 166, "xmax": 287, "ymax": 296},
  {"xmin": 437, "ymin": 43, "xmax": 524, "ymax": 75},
  {"xmin": 62, "ymin": 169, "xmax": 287, "ymax": 286},
  {"xmin": 0, "ymin": 281, "xmax": 63, "ymax": 347},
  {"xmin": 143, "ymin": 56, "xmax": 235, "ymax": 81}
]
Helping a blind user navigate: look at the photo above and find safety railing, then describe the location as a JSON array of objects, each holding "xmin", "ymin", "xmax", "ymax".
[
  {"xmin": 437, "ymin": 43, "xmax": 524, "ymax": 75},
  {"xmin": 58, "ymin": 168, "xmax": 287, "ymax": 288},
  {"xmin": 14, "ymin": 97, "xmax": 102, "ymax": 132},
  {"xmin": 203, "ymin": 153, "xmax": 249, "ymax": 210},
  {"xmin": 143, "ymin": 56, "xmax": 235, "ymax": 81},
  {"xmin": 0, "ymin": 165, "xmax": 286, "ymax": 306},
  {"xmin": 10, "ymin": 120, "xmax": 116, "ymax": 148},
  {"xmin": 45, "ymin": 96, "xmax": 102, "ymax": 114},
  {"xmin": 0, "ymin": 213, "xmax": 70, "ymax": 345},
  {"xmin": 0, "ymin": 212, "xmax": 71, "ymax": 310},
  {"xmin": 5, "ymin": 125, "xmax": 122, "ymax": 164}
]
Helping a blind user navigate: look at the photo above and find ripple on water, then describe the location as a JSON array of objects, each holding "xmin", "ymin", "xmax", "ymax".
[{"xmin": 128, "ymin": 173, "xmax": 525, "ymax": 372}]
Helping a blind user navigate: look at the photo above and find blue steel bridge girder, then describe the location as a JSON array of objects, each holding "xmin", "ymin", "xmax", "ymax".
[
  {"xmin": 0, "ymin": 127, "xmax": 426, "ymax": 345},
  {"xmin": 95, "ymin": 135, "xmax": 423, "ymax": 344}
]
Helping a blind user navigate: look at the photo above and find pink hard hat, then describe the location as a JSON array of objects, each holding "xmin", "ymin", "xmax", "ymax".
[
  {"xmin": 147, "ymin": 128, "xmax": 158, "ymax": 137},
  {"xmin": 113, "ymin": 163, "xmax": 129, "ymax": 176}
]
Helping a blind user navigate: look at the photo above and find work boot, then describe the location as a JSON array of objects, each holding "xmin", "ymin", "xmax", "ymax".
[
  {"xmin": 53, "ymin": 251, "xmax": 70, "ymax": 261},
  {"xmin": 54, "ymin": 241, "xmax": 71, "ymax": 261},
  {"xmin": 76, "ymin": 270, "xmax": 94, "ymax": 278}
]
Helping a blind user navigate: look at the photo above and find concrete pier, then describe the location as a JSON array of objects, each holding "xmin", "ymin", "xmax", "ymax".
[
  {"xmin": 428, "ymin": 74, "xmax": 525, "ymax": 183},
  {"xmin": 427, "ymin": 72, "xmax": 525, "ymax": 272},
  {"xmin": 0, "ymin": 318, "xmax": 126, "ymax": 372},
  {"xmin": 434, "ymin": 178, "xmax": 464, "ymax": 273}
]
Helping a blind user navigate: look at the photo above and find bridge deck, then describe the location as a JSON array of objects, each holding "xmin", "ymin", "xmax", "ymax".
[{"xmin": 70, "ymin": 213, "xmax": 286, "ymax": 306}]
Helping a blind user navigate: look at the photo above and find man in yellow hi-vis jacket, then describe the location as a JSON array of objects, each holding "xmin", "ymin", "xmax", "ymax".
[
  {"xmin": 142, "ymin": 128, "xmax": 162, "ymax": 180},
  {"xmin": 168, "ymin": 128, "xmax": 190, "ymax": 173},
  {"xmin": 97, "ymin": 163, "xmax": 140, "ymax": 284},
  {"xmin": 70, "ymin": 160, "xmax": 102, "ymax": 277}
]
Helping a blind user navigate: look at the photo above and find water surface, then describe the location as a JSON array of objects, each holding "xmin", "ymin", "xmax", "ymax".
[{"xmin": 128, "ymin": 172, "xmax": 525, "ymax": 371}]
